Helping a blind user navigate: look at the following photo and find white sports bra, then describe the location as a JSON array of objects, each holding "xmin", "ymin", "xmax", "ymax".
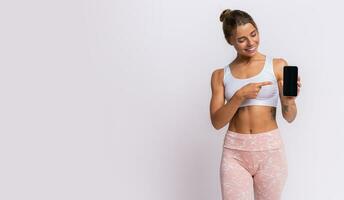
[{"xmin": 223, "ymin": 56, "xmax": 279, "ymax": 107}]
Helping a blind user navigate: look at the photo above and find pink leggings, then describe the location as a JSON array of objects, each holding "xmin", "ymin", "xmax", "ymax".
[{"xmin": 220, "ymin": 128, "xmax": 288, "ymax": 200}]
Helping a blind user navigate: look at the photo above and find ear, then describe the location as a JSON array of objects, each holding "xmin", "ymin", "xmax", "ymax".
[{"xmin": 226, "ymin": 37, "xmax": 233, "ymax": 46}]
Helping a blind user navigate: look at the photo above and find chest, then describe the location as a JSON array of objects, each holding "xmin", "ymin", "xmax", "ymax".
[{"xmin": 224, "ymin": 71, "xmax": 278, "ymax": 101}]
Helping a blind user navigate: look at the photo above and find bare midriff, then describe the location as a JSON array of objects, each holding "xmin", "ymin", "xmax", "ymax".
[{"xmin": 228, "ymin": 105, "xmax": 278, "ymax": 134}]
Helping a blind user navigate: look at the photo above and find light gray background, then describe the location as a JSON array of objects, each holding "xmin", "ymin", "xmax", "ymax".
[{"xmin": 0, "ymin": 0, "xmax": 343, "ymax": 199}]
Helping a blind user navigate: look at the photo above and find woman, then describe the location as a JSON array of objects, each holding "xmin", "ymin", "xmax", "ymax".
[{"xmin": 209, "ymin": 9, "xmax": 301, "ymax": 200}]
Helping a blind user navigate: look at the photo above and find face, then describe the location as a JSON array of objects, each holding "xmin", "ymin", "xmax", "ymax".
[{"xmin": 228, "ymin": 23, "xmax": 260, "ymax": 57}]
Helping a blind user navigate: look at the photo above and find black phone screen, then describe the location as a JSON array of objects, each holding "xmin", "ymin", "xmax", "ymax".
[{"xmin": 283, "ymin": 66, "xmax": 298, "ymax": 96}]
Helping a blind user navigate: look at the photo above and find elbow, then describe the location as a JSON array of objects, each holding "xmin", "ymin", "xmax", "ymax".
[
  {"xmin": 215, "ymin": 126, "xmax": 222, "ymax": 130},
  {"xmin": 286, "ymin": 118, "xmax": 294, "ymax": 123},
  {"xmin": 211, "ymin": 121, "xmax": 222, "ymax": 130},
  {"xmin": 283, "ymin": 115, "xmax": 295, "ymax": 123},
  {"xmin": 211, "ymin": 118, "xmax": 230, "ymax": 130},
  {"xmin": 211, "ymin": 118, "xmax": 223, "ymax": 130}
]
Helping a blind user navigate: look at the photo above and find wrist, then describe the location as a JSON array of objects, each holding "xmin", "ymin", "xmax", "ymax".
[
  {"xmin": 234, "ymin": 90, "xmax": 245, "ymax": 102},
  {"xmin": 282, "ymin": 98, "xmax": 296, "ymax": 105}
]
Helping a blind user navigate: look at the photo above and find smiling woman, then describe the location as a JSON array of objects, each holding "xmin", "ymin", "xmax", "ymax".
[
  {"xmin": 220, "ymin": 9, "xmax": 260, "ymax": 55},
  {"xmin": 210, "ymin": 8, "xmax": 302, "ymax": 200}
]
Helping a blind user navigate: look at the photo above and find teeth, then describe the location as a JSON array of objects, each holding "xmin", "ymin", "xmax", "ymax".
[{"xmin": 246, "ymin": 47, "xmax": 256, "ymax": 51}]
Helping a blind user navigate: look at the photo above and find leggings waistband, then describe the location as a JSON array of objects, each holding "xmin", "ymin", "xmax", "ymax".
[{"xmin": 223, "ymin": 128, "xmax": 284, "ymax": 151}]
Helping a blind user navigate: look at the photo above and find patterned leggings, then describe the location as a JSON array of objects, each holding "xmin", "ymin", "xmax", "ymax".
[{"xmin": 220, "ymin": 128, "xmax": 288, "ymax": 200}]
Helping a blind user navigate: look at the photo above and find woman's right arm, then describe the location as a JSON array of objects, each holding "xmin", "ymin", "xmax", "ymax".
[{"xmin": 209, "ymin": 69, "xmax": 244, "ymax": 130}]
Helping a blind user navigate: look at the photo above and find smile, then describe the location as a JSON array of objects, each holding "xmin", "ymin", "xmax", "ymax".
[{"xmin": 245, "ymin": 47, "xmax": 256, "ymax": 52}]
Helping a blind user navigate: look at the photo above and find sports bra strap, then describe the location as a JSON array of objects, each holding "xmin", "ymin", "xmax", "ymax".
[{"xmin": 223, "ymin": 64, "xmax": 230, "ymax": 81}]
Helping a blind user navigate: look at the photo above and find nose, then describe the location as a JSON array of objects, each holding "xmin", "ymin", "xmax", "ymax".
[{"xmin": 247, "ymin": 38, "xmax": 254, "ymax": 46}]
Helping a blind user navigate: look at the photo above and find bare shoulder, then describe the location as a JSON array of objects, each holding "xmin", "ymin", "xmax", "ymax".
[
  {"xmin": 211, "ymin": 67, "xmax": 225, "ymax": 86},
  {"xmin": 272, "ymin": 57, "xmax": 289, "ymax": 81}
]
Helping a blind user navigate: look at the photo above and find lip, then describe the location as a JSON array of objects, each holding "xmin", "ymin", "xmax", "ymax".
[
  {"xmin": 245, "ymin": 47, "xmax": 257, "ymax": 53},
  {"xmin": 245, "ymin": 47, "xmax": 256, "ymax": 51}
]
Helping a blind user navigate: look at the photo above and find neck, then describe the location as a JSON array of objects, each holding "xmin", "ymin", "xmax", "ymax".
[{"xmin": 235, "ymin": 52, "xmax": 264, "ymax": 64}]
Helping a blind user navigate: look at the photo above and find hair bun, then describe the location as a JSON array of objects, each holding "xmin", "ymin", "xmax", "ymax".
[{"xmin": 220, "ymin": 9, "xmax": 232, "ymax": 22}]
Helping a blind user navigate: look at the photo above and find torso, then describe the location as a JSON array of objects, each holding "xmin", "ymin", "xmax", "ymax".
[
  {"xmin": 222, "ymin": 54, "xmax": 280, "ymax": 134},
  {"xmin": 228, "ymin": 106, "xmax": 278, "ymax": 134}
]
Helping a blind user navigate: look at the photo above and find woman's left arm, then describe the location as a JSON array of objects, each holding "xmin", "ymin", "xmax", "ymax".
[{"xmin": 274, "ymin": 58, "xmax": 302, "ymax": 123}]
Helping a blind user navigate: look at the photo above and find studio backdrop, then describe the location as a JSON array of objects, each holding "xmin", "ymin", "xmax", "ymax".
[{"xmin": 0, "ymin": 0, "xmax": 343, "ymax": 199}]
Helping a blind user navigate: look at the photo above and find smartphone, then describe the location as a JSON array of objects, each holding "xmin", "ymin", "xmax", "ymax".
[{"xmin": 283, "ymin": 66, "xmax": 298, "ymax": 96}]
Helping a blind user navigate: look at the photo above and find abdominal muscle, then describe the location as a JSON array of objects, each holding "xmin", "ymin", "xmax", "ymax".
[{"xmin": 228, "ymin": 105, "xmax": 278, "ymax": 134}]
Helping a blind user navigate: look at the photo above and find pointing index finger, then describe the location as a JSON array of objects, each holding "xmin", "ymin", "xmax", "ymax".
[{"xmin": 257, "ymin": 81, "xmax": 273, "ymax": 87}]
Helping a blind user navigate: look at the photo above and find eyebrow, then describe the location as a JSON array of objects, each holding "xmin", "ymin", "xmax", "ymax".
[{"xmin": 237, "ymin": 30, "xmax": 256, "ymax": 40}]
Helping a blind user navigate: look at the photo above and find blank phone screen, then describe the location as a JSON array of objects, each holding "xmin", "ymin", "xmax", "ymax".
[{"xmin": 283, "ymin": 66, "xmax": 298, "ymax": 96}]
